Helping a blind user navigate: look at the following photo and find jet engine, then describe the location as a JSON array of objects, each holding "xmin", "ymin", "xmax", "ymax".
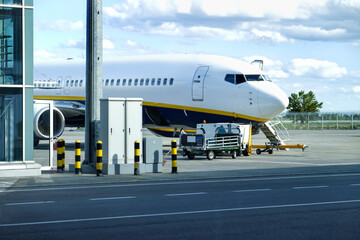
[{"xmin": 33, "ymin": 104, "xmax": 65, "ymax": 140}]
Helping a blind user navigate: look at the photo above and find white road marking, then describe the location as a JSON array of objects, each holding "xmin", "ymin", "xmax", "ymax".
[
  {"xmin": 89, "ymin": 196, "xmax": 136, "ymax": 201},
  {"xmin": 165, "ymin": 192, "xmax": 207, "ymax": 197},
  {"xmin": 293, "ymin": 186, "xmax": 328, "ymax": 190},
  {"xmin": 233, "ymin": 189, "xmax": 271, "ymax": 193},
  {"xmin": 3, "ymin": 173, "xmax": 360, "ymax": 193},
  {"xmin": 5, "ymin": 201, "xmax": 54, "ymax": 206},
  {"xmin": 1, "ymin": 199, "xmax": 359, "ymax": 227}
]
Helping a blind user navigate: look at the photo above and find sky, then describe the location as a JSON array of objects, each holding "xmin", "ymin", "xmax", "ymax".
[{"xmin": 34, "ymin": 0, "xmax": 360, "ymax": 112}]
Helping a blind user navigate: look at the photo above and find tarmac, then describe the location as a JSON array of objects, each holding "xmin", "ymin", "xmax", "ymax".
[{"xmin": 1, "ymin": 129, "xmax": 360, "ymax": 189}]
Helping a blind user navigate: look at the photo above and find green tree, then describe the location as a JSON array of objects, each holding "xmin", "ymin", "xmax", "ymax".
[{"xmin": 287, "ymin": 90, "xmax": 323, "ymax": 112}]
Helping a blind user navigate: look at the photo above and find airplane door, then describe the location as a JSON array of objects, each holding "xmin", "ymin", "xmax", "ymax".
[{"xmin": 192, "ymin": 66, "xmax": 209, "ymax": 101}]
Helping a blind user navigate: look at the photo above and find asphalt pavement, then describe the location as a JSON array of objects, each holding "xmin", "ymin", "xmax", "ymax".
[
  {"xmin": 1, "ymin": 129, "xmax": 360, "ymax": 239},
  {"xmin": 0, "ymin": 173, "xmax": 359, "ymax": 239}
]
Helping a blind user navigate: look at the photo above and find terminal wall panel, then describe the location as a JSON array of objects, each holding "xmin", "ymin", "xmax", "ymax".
[
  {"xmin": 100, "ymin": 98, "xmax": 126, "ymax": 165},
  {"xmin": 125, "ymin": 98, "xmax": 143, "ymax": 164}
]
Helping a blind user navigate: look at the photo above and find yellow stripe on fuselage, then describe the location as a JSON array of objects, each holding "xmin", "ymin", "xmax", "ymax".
[{"xmin": 33, "ymin": 95, "xmax": 269, "ymax": 122}]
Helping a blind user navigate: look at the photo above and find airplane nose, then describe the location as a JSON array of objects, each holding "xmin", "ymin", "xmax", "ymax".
[{"xmin": 257, "ymin": 84, "xmax": 288, "ymax": 119}]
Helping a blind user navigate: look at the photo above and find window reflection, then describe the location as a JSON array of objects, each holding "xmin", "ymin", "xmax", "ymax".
[
  {"xmin": 0, "ymin": 7, "xmax": 23, "ymax": 85},
  {"xmin": 0, "ymin": 88, "xmax": 23, "ymax": 161}
]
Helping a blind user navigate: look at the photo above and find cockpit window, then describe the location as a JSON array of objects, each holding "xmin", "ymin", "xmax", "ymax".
[
  {"xmin": 263, "ymin": 75, "xmax": 272, "ymax": 82},
  {"xmin": 245, "ymin": 75, "xmax": 264, "ymax": 81},
  {"xmin": 236, "ymin": 75, "xmax": 246, "ymax": 84},
  {"xmin": 225, "ymin": 74, "xmax": 246, "ymax": 85},
  {"xmin": 225, "ymin": 74, "xmax": 235, "ymax": 84}
]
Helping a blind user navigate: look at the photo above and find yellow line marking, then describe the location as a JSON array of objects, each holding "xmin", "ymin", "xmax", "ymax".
[{"xmin": 33, "ymin": 96, "xmax": 268, "ymax": 122}]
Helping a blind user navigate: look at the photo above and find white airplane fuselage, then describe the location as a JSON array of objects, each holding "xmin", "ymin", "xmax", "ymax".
[{"xmin": 33, "ymin": 54, "xmax": 288, "ymax": 138}]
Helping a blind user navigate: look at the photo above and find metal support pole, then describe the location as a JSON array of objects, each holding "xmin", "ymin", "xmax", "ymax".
[{"xmin": 85, "ymin": 0, "xmax": 103, "ymax": 166}]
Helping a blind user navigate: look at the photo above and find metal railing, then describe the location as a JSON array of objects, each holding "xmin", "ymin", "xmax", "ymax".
[
  {"xmin": 276, "ymin": 112, "xmax": 360, "ymax": 130},
  {"xmin": 206, "ymin": 136, "xmax": 240, "ymax": 150}
]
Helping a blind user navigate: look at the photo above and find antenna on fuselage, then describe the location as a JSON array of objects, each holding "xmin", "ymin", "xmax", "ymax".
[{"xmin": 251, "ymin": 60, "xmax": 264, "ymax": 71}]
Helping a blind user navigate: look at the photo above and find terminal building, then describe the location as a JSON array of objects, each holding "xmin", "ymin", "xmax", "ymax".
[{"xmin": 0, "ymin": 0, "xmax": 40, "ymax": 176}]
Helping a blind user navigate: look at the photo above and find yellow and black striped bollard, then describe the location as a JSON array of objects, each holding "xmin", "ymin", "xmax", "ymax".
[
  {"xmin": 75, "ymin": 140, "xmax": 81, "ymax": 174},
  {"xmin": 96, "ymin": 141, "xmax": 103, "ymax": 176},
  {"xmin": 134, "ymin": 140, "xmax": 140, "ymax": 175},
  {"xmin": 57, "ymin": 139, "xmax": 63, "ymax": 173},
  {"xmin": 62, "ymin": 139, "xmax": 66, "ymax": 172},
  {"xmin": 171, "ymin": 140, "xmax": 178, "ymax": 174}
]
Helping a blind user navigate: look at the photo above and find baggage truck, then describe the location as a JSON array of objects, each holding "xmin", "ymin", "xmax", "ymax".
[{"xmin": 179, "ymin": 123, "xmax": 252, "ymax": 160}]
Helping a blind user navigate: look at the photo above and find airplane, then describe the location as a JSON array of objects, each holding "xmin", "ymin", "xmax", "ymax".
[{"xmin": 33, "ymin": 54, "xmax": 289, "ymax": 146}]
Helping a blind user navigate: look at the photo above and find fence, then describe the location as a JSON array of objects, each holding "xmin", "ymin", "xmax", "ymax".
[{"xmin": 276, "ymin": 112, "xmax": 360, "ymax": 130}]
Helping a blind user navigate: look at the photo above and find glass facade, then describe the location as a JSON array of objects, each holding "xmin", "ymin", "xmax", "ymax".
[
  {"xmin": 0, "ymin": 7, "xmax": 22, "ymax": 85},
  {"xmin": 0, "ymin": 88, "xmax": 22, "ymax": 161},
  {"xmin": 0, "ymin": 1, "xmax": 33, "ymax": 163},
  {"xmin": 0, "ymin": 1, "xmax": 22, "ymax": 5}
]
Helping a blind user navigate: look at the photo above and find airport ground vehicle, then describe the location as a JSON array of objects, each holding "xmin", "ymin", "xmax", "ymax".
[{"xmin": 179, "ymin": 123, "xmax": 252, "ymax": 160}]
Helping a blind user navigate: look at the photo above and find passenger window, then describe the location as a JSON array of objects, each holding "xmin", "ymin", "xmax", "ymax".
[
  {"xmin": 116, "ymin": 79, "xmax": 121, "ymax": 86},
  {"xmin": 128, "ymin": 79, "xmax": 132, "ymax": 86},
  {"xmin": 157, "ymin": 78, "xmax": 161, "ymax": 86},
  {"xmin": 70, "ymin": 80, "xmax": 74, "ymax": 87},
  {"xmin": 140, "ymin": 78, "xmax": 144, "ymax": 86},
  {"xmin": 105, "ymin": 79, "xmax": 109, "ymax": 86},
  {"xmin": 66, "ymin": 80, "xmax": 70, "ymax": 87},
  {"xmin": 111, "ymin": 79, "xmax": 115, "ymax": 86},
  {"xmin": 57, "ymin": 80, "xmax": 61, "ymax": 87},
  {"xmin": 79, "ymin": 80, "xmax": 83, "ymax": 87},
  {"xmin": 246, "ymin": 75, "xmax": 264, "ymax": 81},
  {"xmin": 134, "ymin": 78, "xmax": 139, "ymax": 86},
  {"xmin": 169, "ymin": 78, "xmax": 174, "ymax": 85},
  {"xmin": 163, "ymin": 78, "xmax": 167, "ymax": 85},
  {"xmin": 122, "ymin": 79, "xmax": 126, "ymax": 86},
  {"xmin": 151, "ymin": 78, "xmax": 155, "ymax": 86},
  {"xmin": 235, "ymin": 75, "xmax": 246, "ymax": 84},
  {"xmin": 224, "ymin": 74, "xmax": 235, "ymax": 84},
  {"xmin": 145, "ymin": 78, "xmax": 150, "ymax": 86},
  {"xmin": 75, "ymin": 80, "xmax": 79, "ymax": 87}
]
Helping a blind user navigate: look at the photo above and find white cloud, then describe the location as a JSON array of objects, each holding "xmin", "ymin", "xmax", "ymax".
[
  {"xmin": 288, "ymin": 59, "xmax": 347, "ymax": 78},
  {"xmin": 243, "ymin": 56, "xmax": 289, "ymax": 79},
  {"xmin": 283, "ymin": 25, "xmax": 346, "ymax": 41},
  {"xmin": 34, "ymin": 50, "xmax": 52, "ymax": 59},
  {"xmin": 251, "ymin": 29, "xmax": 292, "ymax": 43},
  {"xmin": 61, "ymin": 39, "xmax": 84, "ymax": 48},
  {"xmin": 103, "ymin": 39, "xmax": 115, "ymax": 49},
  {"xmin": 353, "ymin": 86, "xmax": 360, "ymax": 93},
  {"xmin": 103, "ymin": 0, "xmax": 360, "ymax": 44},
  {"xmin": 48, "ymin": 20, "xmax": 84, "ymax": 31},
  {"xmin": 125, "ymin": 40, "xmax": 138, "ymax": 47}
]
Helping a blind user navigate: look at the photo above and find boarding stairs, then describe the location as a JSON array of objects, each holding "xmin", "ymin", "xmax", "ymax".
[{"xmin": 260, "ymin": 117, "xmax": 290, "ymax": 148}]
